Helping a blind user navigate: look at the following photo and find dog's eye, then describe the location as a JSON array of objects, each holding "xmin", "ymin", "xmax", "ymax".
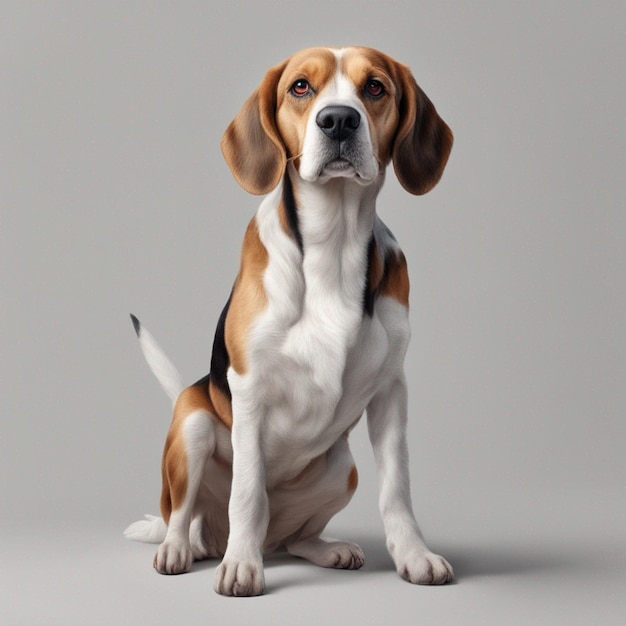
[
  {"xmin": 291, "ymin": 79, "xmax": 311, "ymax": 97},
  {"xmin": 365, "ymin": 80, "xmax": 385, "ymax": 98}
]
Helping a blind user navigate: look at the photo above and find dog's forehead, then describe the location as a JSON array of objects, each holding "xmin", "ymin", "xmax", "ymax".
[{"xmin": 277, "ymin": 46, "xmax": 397, "ymax": 92}]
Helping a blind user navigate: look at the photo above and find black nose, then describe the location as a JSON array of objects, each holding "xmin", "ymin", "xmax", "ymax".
[{"xmin": 316, "ymin": 106, "xmax": 361, "ymax": 141}]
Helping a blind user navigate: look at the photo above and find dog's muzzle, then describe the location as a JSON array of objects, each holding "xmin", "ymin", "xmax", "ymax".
[{"xmin": 315, "ymin": 105, "xmax": 367, "ymax": 177}]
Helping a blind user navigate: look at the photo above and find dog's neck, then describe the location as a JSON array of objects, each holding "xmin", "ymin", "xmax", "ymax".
[
  {"xmin": 284, "ymin": 163, "xmax": 382, "ymax": 255},
  {"xmin": 275, "ymin": 163, "xmax": 384, "ymax": 322}
]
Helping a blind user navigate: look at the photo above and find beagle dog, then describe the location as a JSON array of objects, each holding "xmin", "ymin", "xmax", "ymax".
[{"xmin": 125, "ymin": 46, "xmax": 454, "ymax": 596}]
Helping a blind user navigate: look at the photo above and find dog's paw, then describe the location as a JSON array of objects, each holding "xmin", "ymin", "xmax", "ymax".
[
  {"xmin": 213, "ymin": 558, "xmax": 265, "ymax": 596},
  {"xmin": 288, "ymin": 538, "xmax": 365, "ymax": 569},
  {"xmin": 153, "ymin": 539, "xmax": 193, "ymax": 575},
  {"xmin": 397, "ymin": 550, "xmax": 454, "ymax": 585},
  {"xmin": 319, "ymin": 541, "xmax": 365, "ymax": 569}
]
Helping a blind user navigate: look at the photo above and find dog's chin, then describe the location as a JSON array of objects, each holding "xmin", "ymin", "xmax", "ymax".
[
  {"xmin": 301, "ymin": 158, "xmax": 378, "ymax": 186},
  {"xmin": 323, "ymin": 158, "xmax": 356, "ymax": 177}
]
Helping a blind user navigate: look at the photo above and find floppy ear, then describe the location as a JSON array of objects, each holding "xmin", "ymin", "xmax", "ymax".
[
  {"xmin": 392, "ymin": 67, "xmax": 453, "ymax": 195},
  {"xmin": 220, "ymin": 63, "xmax": 287, "ymax": 195}
]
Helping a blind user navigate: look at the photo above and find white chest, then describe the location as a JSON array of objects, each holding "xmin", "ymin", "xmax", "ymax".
[
  {"xmin": 239, "ymin": 179, "xmax": 392, "ymax": 471},
  {"xmin": 262, "ymin": 308, "xmax": 389, "ymax": 467},
  {"xmin": 250, "ymin": 273, "xmax": 392, "ymax": 474}
]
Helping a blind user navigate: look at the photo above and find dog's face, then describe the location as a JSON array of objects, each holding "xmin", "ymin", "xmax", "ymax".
[
  {"xmin": 274, "ymin": 47, "xmax": 398, "ymax": 185},
  {"xmin": 221, "ymin": 46, "xmax": 452, "ymax": 196}
]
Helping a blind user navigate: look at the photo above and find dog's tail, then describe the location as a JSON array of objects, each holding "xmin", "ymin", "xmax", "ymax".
[
  {"xmin": 130, "ymin": 314, "xmax": 184, "ymax": 405},
  {"xmin": 123, "ymin": 514, "xmax": 167, "ymax": 544},
  {"xmin": 126, "ymin": 314, "xmax": 182, "ymax": 543}
]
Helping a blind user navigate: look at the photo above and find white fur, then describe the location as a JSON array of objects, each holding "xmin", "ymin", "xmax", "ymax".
[
  {"xmin": 123, "ymin": 514, "xmax": 167, "ymax": 544},
  {"xmin": 133, "ymin": 318, "xmax": 184, "ymax": 405}
]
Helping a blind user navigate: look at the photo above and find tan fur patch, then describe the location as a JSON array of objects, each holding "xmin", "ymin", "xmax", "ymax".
[
  {"xmin": 160, "ymin": 381, "xmax": 229, "ymax": 521},
  {"xmin": 160, "ymin": 395, "xmax": 193, "ymax": 522},
  {"xmin": 276, "ymin": 48, "xmax": 337, "ymax": 164},
  {"xmin": 382, "ymin": 250, "xmax": 410, "ymax": 308},
  {"xmin": 209, "ymin": 380, "xmax": 233, "ymax": 429},
  {"xmin": 174, "ymin": 382, "xmax": 215, "ymax": 417},
  {"xmin": 278, "ymin": 195, "xmax": 290, "ymax": 238},
  {"xmin": 341, "ymin": 47, "xmax": 401, "ymax": 165},
  {"xmin": 225, "ymin": 218, "xmax": 269, "ymax": 375}
]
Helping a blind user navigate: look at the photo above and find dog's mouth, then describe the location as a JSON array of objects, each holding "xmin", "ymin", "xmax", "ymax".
[
  {"xmin": 298, "ymin": 138, "xmax": 379, "ymax": 185},
  {"xmin": 323, "ymin": 158, "xmax": 356, "ymax": 175}
]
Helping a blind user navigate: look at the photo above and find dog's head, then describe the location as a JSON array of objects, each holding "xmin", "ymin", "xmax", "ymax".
[{"xmin": 221, "ymin": 46, "xmax": 453, "ymax": 196}]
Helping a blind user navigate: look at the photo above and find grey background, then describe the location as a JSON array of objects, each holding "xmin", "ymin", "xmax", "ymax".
[{"xmin": 1, "ymin": 1, "xmax": 625, "ymax": 624}]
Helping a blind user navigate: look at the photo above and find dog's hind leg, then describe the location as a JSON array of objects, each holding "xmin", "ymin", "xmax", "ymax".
[
  {"xmin": 188, "ymin": 513, "xmax": 214, "ymax": 561},
  {"xmin": 282, "ymin": 438, "xmax": 365, "ymax": 570},
  {"xmin": 154, "ymin": 403, "xmax": 216, "ymax": 575}
]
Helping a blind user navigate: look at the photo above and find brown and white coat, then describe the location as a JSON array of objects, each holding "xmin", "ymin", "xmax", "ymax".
[{"xmin": 126, "ymin": 46, "xmax": 454, "ymax": 596}]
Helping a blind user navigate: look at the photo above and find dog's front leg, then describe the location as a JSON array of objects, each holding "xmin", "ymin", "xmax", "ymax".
[
  {"xmin": 367, "ymin": 376, "xmax": 454, "ymax": 585},
  {"xmin": 214, "ymin": 393, "xmax": 268, "ymax": 597}
]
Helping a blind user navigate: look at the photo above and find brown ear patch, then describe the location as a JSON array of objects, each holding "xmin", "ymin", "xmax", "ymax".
[
  {"xmin": 221, "ymin": 63, "xmax": 287, "ymax": 195},
  {"xmin": 392, "ymin": 68, "xmax": 453, "ymax": 196}
]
